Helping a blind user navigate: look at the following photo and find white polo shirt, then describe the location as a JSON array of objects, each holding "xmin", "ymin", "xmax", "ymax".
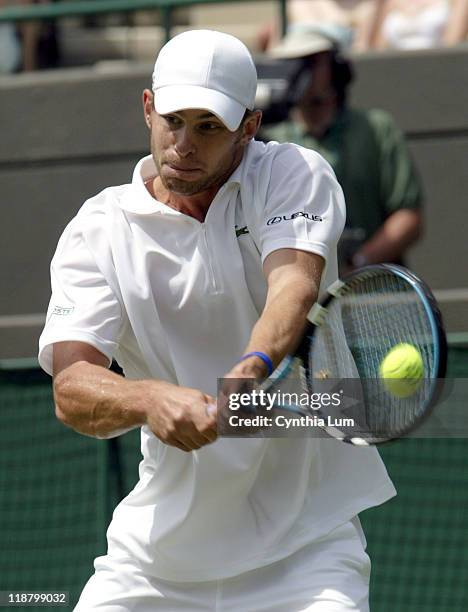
[{"xmin": 39, "ymin": 140, "xmax": 396, "ymax": 582}]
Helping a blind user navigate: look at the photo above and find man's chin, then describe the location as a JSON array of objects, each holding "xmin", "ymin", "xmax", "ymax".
[{"xmin": 164, "ymin": 177, "xmax": 205, "ymax": 196}]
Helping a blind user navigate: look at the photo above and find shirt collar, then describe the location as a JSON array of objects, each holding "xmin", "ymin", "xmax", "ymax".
[
  {"xmin": 117, "ymin": 155, "xmax": 167, "ymax": 215},
  {"xmin": 117, "ymin": 149, "xmax": 245, "ymax": 216}
]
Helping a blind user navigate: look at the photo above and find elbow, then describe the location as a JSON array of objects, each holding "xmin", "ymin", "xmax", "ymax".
[
  {"xmin": 53, "ymin": 369, "xmax": 67, "ymax": 422},
  {"xmin": 409, "ymin": 211, "xmax": 424, "ymax": 244},
  {"xmin": 53, "ymin": 368, "xmax": 75, "ymax": 428},
  {"xmin": 415, "ymin": 219, "xmax": 424, "ymax": 242},
  {"xmin": 52, "ymin": 363, "xmax": 122, "ymax": 439},
  {"xmin": 393, "ymin": 209, "xmax": 423, "ymax": 249},
  {"xmin": 54, "ymin": 400, "xmax": 76, "ymax": 431},
  {"xmin": 54, "ymin": 402, "xmax": 68, "ymax": 426},
  {"xmin": 53, "ymin": 364, "xmax": 93, "ymax": 434}
]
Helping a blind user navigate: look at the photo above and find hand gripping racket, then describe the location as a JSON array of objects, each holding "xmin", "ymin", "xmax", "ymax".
[{"xmin": 258, "ymin": 264, "xmax": 447, "ymax": 445}]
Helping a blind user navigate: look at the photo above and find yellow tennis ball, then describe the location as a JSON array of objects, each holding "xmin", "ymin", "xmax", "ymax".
[{"xmin": 379, "ymin": 343, "xmax": 424, "ymax": 398}]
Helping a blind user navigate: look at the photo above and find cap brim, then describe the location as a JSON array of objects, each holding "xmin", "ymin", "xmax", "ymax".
[
  {"xmin": 154, "ymin": 85, "xmax": 246, "ymax": 132},
  {"xmin": 269, "ymin": 36, "xmax": 334, "ymax": 59}
]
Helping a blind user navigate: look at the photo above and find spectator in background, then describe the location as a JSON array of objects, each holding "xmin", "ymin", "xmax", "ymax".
[
  {"xmin": 21, "ymin": 0, "xmax": 60, "ymax": 71},
  {"xmin": 258, "ymin": 0, "xmax": 376, "ymax": 53},
  {"xmin": 0, "ymin": 0, "xmax": 60, "ymax": 73},
  {"xmin": 0, "ymin": 0, "xmax": 21, "ymax": 73},
  {"xmin": 0, "ymin": 22, "xmax": 21, "ymax": 73},
  {"xmin": 261, "ymin": 29, "xmax": 423, "ymax": 273},
  {"xmin": 364, "ymin": 0, "xmax": 468, "ymax": 50}
]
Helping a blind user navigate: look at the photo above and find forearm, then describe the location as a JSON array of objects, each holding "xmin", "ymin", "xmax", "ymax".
[
  {"xmin": 229, "ymin": 250, "xmax": 324, "ymax": 379},
  {"xmin": 247, "ymin": 283, "xmax": 315, "ymax": 366},
  {"xmin": 53, "ymin": 361, "xmax": 148, "ymax": 439},
  {"xmin": 355, "ymin": 209, "xmax": 422, "ymax": 265}
]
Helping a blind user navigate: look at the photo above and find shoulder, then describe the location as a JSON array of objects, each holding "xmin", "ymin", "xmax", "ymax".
[
  {"xmin": 240, "ymin": 141, "xmax": 340, "ymax": 215},
  {"xmin": 363, "ymin": 108, "xmax": 401, "ymax": 134},
  {"xmin": 338, "ymin": 107, "xmax": 393, "ymax": 131},
  {"xmin": 76, "ymin": 184, "xmax": 130, "ymax": 223},
  {"xmin": 245, "ymin": 139, "xmax": 334, "ymax": 179},
  {"xmin": 260, "ymin": 120, "xmax": 300, "ymax": 144},
  {"xmin": 345, "ymin": 108, "xmax": 406, "ymax": 151},
  {"xmin": 54, "ymin": 184, "xmax": 130, "ymax": 258}
]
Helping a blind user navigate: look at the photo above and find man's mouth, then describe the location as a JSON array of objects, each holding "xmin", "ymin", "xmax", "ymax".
[{"xmin": 166, "ymin": 162, "xmax": 202, "ymax": 173}]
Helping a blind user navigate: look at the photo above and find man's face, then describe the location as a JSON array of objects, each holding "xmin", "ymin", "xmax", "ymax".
[
  {"xmin": 143, "ymin": 93, "xmax": 259, "ymax": 196},
  {"xmin": 297, "ymin": 52, "xmax": 338, "ymax": 138}
]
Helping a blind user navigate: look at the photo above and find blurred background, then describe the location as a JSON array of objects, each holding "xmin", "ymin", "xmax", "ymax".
[{"xmin": 0, "ymin": 0, "xmax": 467, "ymax": 609}]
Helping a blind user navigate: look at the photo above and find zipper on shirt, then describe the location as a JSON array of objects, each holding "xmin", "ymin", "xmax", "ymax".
[{"xmin": 197, "ymin": 182, "xmax": 237, "ymax": 295}]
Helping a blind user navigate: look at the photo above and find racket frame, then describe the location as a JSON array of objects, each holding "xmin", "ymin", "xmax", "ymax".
[{"xmin": 262, "ymin": 264, "xmax": 448, "ymax": 445}]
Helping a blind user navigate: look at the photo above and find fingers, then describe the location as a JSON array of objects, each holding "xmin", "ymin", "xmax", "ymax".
[
  {"xmin": 166, "ymin": 425, "xmax": 216, "ymax": 453},
  {"xmin": 175, "ymin": 401, "xmax": 218, "ymax": 451},
  {"xmin": 166, "ymin": 437, "xmax": 194, "ymax": 453},
  {"xmin": 147, "ymin": 388, "xmax": 218, "ymax": 452}
]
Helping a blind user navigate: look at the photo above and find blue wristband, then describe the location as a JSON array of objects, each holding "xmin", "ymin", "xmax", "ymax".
[{"xmin": 238, "ymin": 351, "xmax": 274, "ymax": 376}]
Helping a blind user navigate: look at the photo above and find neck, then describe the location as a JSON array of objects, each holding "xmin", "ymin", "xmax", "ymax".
[
  {"xmin": 150, "ymin": 149, "xmax": 244, "ymax": 223},
  {"xmin": 152, "ymin": 179, "xmax": 220, "ymax": 223}
]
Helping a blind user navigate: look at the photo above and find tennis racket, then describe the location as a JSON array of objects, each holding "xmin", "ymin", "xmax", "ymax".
[{"xmin": 254, "ymin": 264, "xmax": 447, "ymax": 445}]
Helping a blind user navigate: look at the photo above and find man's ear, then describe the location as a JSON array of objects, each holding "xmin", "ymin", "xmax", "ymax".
[
  {"xmin": 240, "ymin": 110, "xmax": 262, "ymax": 144},
  {"xmin": 142, "ymin": 89, "xmax": 154, "ymax": 129}
]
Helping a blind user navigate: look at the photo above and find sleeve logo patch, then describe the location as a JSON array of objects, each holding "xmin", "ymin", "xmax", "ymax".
[
  {"xmin": 51, "ymin": 305, "xmax": 75, "ymax": 316},
  {"xmin": 267, "ymin": 212, "xmax": 323, "ymax": 225}
]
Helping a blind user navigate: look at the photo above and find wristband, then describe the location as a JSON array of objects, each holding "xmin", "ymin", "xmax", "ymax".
[{"xmin": 238, "ymin": 351, "xmax": 274, "ymax": 376}]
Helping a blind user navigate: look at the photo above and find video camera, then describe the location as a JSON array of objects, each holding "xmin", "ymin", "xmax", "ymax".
[
  {"xmin": 254, "ymin": 52, "xmax": 354, "ymax": 125},
  {"xmin": 254, "ymin": 57, "xmax": 314, "ymax": 125}
]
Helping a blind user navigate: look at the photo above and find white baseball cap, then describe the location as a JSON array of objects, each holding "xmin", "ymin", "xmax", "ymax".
[{"xmin": 152, "ymin": 30, "xmax": 257, "ymax": 132}]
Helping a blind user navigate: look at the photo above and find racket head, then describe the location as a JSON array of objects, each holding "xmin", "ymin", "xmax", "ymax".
[{"xmin": 307, "ymin": 264, "xmax": 448, "ymax": 445}]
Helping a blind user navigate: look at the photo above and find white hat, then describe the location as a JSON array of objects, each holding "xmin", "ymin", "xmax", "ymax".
[
  {"xmin": 152, "ymin": 30, "xmax": 257, "ymax": 132},
  {"xmin": 269, "ymin": 27, "xmax": 336, "ymax": 60}
]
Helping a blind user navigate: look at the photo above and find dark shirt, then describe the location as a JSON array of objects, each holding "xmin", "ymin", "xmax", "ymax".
[{"xmin": 263, "ymin": 108, "xmax": 423, "ymax": 262}]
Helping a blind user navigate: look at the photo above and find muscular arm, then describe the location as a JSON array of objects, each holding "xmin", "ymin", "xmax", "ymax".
[
  {"xmin": 53, "ymin": 342, "xmax": 217, "ymax": 452},
  {"xmin": 227, "ymin": 248, "xmax": 324, "ymax": 379},
  {"xmin": 52, "ymin": 249, "xmax": 324, "ymax": 442}
]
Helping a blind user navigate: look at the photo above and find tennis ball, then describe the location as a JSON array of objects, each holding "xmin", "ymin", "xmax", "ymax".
[{"xmin": 379, "ymin": 343, "xmax": 424, "ymax": 398}]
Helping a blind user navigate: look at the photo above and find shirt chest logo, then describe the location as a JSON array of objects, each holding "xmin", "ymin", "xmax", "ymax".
[{"xmin": 235, "ymin": 225, "xmax": 250, "ymax": 238}]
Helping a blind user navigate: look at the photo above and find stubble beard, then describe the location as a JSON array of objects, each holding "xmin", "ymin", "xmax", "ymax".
[
  {"xmin": 154, "ymin": 141, "xmax": 243, "ymax": 197},
  {"xmin": 161, "ymin": 173, "xmax": 221, "ymax": 196}
]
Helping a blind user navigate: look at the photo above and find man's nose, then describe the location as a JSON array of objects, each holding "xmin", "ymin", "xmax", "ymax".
[{"xmin": 174, "ymin": 127, "xmax": 196, "ymax": 157}]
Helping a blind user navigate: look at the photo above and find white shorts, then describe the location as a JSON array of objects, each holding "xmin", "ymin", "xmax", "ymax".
[{"xmin": 75, "ymin": 517, "xmax": 370, "ymax": 612}]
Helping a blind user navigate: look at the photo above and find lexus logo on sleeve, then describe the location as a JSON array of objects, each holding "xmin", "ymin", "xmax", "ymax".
[{"xmin": 266, "ymin": 212, "xmax": 323, "ymax": 226}]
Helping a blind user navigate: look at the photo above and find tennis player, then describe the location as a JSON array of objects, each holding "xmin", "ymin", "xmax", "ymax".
[{"xmin": 39, "ymin": 30, "xmax": 396, "ymax": 611}]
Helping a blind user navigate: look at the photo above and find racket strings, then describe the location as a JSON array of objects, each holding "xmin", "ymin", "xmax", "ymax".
[
  {"xmin": 310, "ymin": 271, "xmax": 437, "ymax": 442},
  {"xmin": 351, "ymin": 274, "xmax": 433, "ymax": 435}
]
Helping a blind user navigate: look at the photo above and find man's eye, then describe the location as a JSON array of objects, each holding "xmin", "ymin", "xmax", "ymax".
[
  {"xmin": 199, "ymin": 122, "xmax": 221, "ymax": 131},
  {"xmin": 165, "ymin": 115, "xmax": 182, "ymax": 126}
]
